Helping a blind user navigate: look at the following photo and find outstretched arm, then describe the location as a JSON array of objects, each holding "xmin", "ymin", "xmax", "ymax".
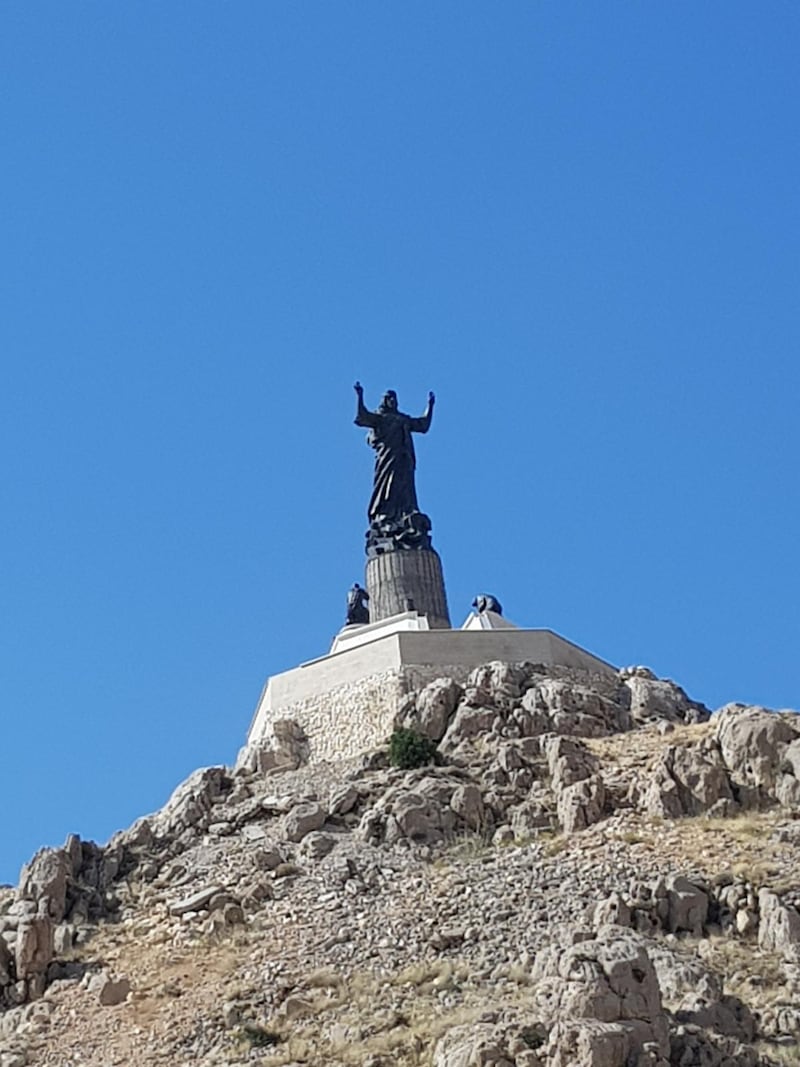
[
  {"xmin": 354, "ymin": 381, "xmax": 378, "ymax": 428},
  {"xmin": 409, "ymin": 390, "xmax": 435, "ymax": 434}
]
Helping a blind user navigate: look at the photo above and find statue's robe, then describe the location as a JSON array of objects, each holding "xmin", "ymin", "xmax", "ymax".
[{"xmin": 354, "ymin": 405, "xmax": 431, "ymax": 523}]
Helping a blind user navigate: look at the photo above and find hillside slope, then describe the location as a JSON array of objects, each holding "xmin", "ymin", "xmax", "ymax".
[{"xmin": 2, "ymin": 662, "xmax": 800, "ymax": 1067}]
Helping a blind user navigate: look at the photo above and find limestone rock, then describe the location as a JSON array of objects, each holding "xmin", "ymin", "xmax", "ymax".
[
  {"xmin": 299, "ymin": 832, "xmax": 337, "ymax": 861},
  {"xmin": 467, "ymin": 661, "xmax": 531, "ymax": 704},
  {"xmin": 87, "ymin": 971, "xmax": 131, "ymax": 1006},
  {"xmin": 757, "ymin": 889, "xmax": 800, "ymax": 959},
  {"xmin": 530, "ymin": 926, "xmax": 670, "ymax": 1059},
  {"xmin": 642, "ymin": 744, "xmax": 734, "ymax": 819},
  {"xmin": 0, "ymin": 937, "xmax": 13, "ymax": 986},
  {"xmin": 152, "ymin": 766, "xmax": 232, "ymax": 837},
  {"xmin": 509, "ymin": 796, "xmax": 552, "ymax": 840},
  {"xmin": 391, "ymin": 790, "xmax": 450, "ymax": 844},
  {"xmin": 440, "ymin": 705, "xmax": 498, "ymax": 751},
  {"xmin": 557, "ymin": 775, "xmax": 606, "ymax": 834},
  {"xmin": 450, "ymin": 784, "xmax": 486, "ymax": 832},
  {"xmin": 283, "ymin": 802, "xmax": 326, "ymax": 843},
  {"xmin": 664, "ymin": 875, "xmax": 709, "ymax": 936},
  {"xmin": 668, "ymin": 1024, "xmax": 760, "ymax": 1067},
  {"xmin": 328, "ymin": 785, "xmax": 359, "ymax": 816},
  {"xmin": 16, "ymin": 849, "xmax": 70, "ymax": 923},
  {"xmin": 623, "ymin": 673, "xmax": 709, "ymax": 727},
  {"xmin": 410, "ymin": 677, "xmax": 463, "ymax": 742},
  {"xmin": 674, "ymin": 992, "xmax": 755, "ymax": 1043},
  {"xmin": 543, "ymin": 1018, "xmax": 668, "ymax": 1067},
  {"xmin": 168, "ymin": 885, "xmax": 224, "ymax": 916},
  {"xmin": 15, "ymin": 916, "xmax": 53, "ymax": 983},
  {"xmin": 647, "ymin": 942, "xmax": 721, "ymax": 1004},
  {"xmin": 432, "ymin": 1023, "xmax": 511, "ymax": 1067},
  {"xmin": 714, "ymin": 704, "xmax": 800, "ymax": 803},
  {"xmin": 544, "ymin": 735, "xmax": 597, "ymax": 791},
  {"xmin": 591, "ymin": 893, "xmax": 632, "ymax": 930},
  {"xmin": 524, "ymin": 680, "xmax": 631, "ymax": 738}
]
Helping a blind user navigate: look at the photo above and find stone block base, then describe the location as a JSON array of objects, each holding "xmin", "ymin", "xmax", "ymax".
[{"xmin": 241, "ymin": 626, "xmax": 614, "ymax": 767}]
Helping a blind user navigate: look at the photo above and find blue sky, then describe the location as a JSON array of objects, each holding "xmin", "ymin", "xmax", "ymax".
[{"xmin": 2, "ymin": 4, "xmax": 798, "ymax": 884}]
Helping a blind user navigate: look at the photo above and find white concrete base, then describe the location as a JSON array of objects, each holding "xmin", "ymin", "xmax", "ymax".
[
  {"xmin": 460, "ymin": 609, "xmax": 518, "ymax": 631},
  {"xmin": 329, "ymin": 610, "xmax": 430, "ymax": 655},
  {"xmin": 242, "ymin": 618, "xmax": 614, "ymax": 766}
]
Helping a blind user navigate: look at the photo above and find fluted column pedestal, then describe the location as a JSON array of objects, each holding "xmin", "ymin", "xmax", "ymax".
[{"xmin": 366, "ymin": 548, "xmax": 450, "ymax": 629}]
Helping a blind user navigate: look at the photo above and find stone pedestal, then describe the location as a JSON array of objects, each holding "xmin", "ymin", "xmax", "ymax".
[{"xmin": 366, "ymin": 548, "xmax": 451, "ymax": 629}]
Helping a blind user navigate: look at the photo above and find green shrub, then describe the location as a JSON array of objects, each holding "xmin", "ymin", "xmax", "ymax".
[
  {"xmin": 388, "ymin": 728, "xmax": 438, "ymax": 770},
  {"xmin": 240, "ymin": 1024, "xmax": 281, "ymax": 1048}
]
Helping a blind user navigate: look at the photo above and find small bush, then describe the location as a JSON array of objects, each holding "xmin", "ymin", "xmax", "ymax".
[
  {"xmin": 520, "ymin": 1023, "xmax": 548, "ymax": 1050},
  {"xmin": 388, "ymin": 728, "xmax": 438, "ymax": 769},
  {"xmin": 240, "ymin": 1024, "xmax": 281, "ymax": 1048}
]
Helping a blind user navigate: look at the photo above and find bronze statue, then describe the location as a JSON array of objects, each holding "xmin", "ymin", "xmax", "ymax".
[
  {"xmin": 472, "ymin": 594, "xmax": 503, "ymax": 616},
  {"xmin": 354, "ymin": 383, "xmax": 436, "ymax": 555},
  {"xmin": 346, "ymin": 582, "xmax": 370, "ymax": 625}
]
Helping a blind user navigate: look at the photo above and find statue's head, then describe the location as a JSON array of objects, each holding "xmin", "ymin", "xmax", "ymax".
[{"xmin": 379, "ymin": 390, "xmax": 398, "ymax": 413}]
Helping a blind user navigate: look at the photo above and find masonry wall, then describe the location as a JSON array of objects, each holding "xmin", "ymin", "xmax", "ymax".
[{"xmin": 254, "ymin": 663, "xmax": 475, "ymax": 762}]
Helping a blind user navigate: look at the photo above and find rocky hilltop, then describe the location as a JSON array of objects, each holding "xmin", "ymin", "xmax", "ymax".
[{"xmin": 2, "ymin": 662, "xmax": 800, "ymax": 1067}]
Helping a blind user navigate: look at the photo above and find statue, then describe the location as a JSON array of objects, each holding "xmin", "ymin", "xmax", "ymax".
[
  {"xmin": 345, "ymin": 582, "xmax": 370, "ymax": 625},
  {"xmin": 354, "ymin": 382, "xmax": 435, "ymax": 555},
  {"xmin": 472, "ymin": 593, "xmax": 503, "ymax": 616}
]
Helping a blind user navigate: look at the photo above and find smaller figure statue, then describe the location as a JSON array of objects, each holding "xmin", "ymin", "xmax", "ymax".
[
  {"xmin": 346, "ymin": 582, "xmax": 370, "ymax": 625},
  {"xmin": 472, "ymin": 593, "xmax": 503, "ymax": 616}
]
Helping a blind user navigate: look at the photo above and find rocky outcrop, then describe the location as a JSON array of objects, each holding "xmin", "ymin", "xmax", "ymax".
[
  {"xmin": 620, "ymin": 667, "xmax": 710, "ymax": 727},
  {"xmin": 642, "ymin": 743, "xmax": 735, "ymax": 819},
  {"xmin": 2, "ymin": 658, "xmax": 799, "ymax": 1065},
  {"xmin": 400, "ymin": 677, "xmax": 464, "ymax": 742},
  {"xmin": 236, "ymin": 718, "xmax": 310, "ymax": 774},
  {"xmin": 714, "ymin": 704, "xmax": 800, "ymax": 808},
  {"xmin": 757, "ymin": 889, "xmax": 800, "ymax": 960},
  {"xmin": 530, "ymin": 926, "xmax": 670, "ymax": 1065}
]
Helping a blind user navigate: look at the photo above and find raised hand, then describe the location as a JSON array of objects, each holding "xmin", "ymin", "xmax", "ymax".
[
  {"xmin": 428, "ymin": 391, "xmax": 436, "ymax": 405},
  {"xmin": 354, "ymin": 381, "xmax": 364, "ymax": 396}
]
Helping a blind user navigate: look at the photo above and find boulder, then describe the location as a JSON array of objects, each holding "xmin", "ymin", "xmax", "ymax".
[
  {"xmin": 432, "ymin": 1023, "xmax": 512, "ymax": 1067},
  {"xmin": 646, "ymin": 942, "xmax": 721, "ymax": 1004},
  {"xmin": 299, "ymin": 832, "xmax": 337, "ymax": 861},
  {"xmin": 557, "ymin": 775, "xmax": 606, "ymax": 834},
  {"xmin": 87, "ymin": 970, "xmax": 131, "ymax": 1006},
  {"xmin": 467, "ymin": 661, "xmax": 531, "ymax": 704},
  {"xmin": 0, "ymin": 937, "xmax": 13, "ymax": 986},
  {"xmin": 525, "ymin": 680, "xmax": 630, "ymax": 738},
  {"xmin": 283, "ymin": 802, "xmax": 326, "ymax": 843},
  {"xmin": 591, "ymin": 893, "xmax": 632, "ymax": 930},
  {"xmin": 714, "ymin": 704, "xmax": 800, "ymax": 803},
  {"xmin": 328, "ymin": 785, "xmax": 359, "ymax": 816},
  {"xmin": 509, "ymin": 797, "xmax": 553, "ymax": 840},
  {"xmin": 450, "ymin": 784, "xmax": 486, "ymax": 832},
  {"xmin": 544, "ymin": 736, "xmax": 597, "ymax": 792},
  {"xmin": 530, "ymin": 927, "xmax": 670, "ymax": 1059},
  {"xmin": 440, "ymin": 705, "xmax": 499, "ymax": 751},
  {"xmin": 544, "ymin": 1018, "xmax": 668, "ymax": 1067},
  {"xmin": 14, "ymin": 916, "xmax": 53, "ymax": 983},
  {"xmin": 168, "ymin": 885, "xmax": 224, "ymax": 916},
  {"xmin": 411, "ymin": 678, "xmax": 464, "ymax": 742},
  {"xmin": 664, "ymin": 875, "xmax": 709, "ymax": 936},
  {"xmin": 674, "ymin": 992, "xmax": 755, "ymax": 1043},
  {"xmin": 757, "ymin": 889, "xmax": 800, "ymax": 960},
  {"xmin": 668, "ymin": 1024, "xmax": 760, "ymax": 1067},
  {"xmin": 16, "ymin": 849, "xmax": 70, "ymax": 923},
  {"xmin": 623, "ymin": 675, "xmax": 709, "ymax": 726},
  {"xmin": 642, "ymin": 745, "xmax": 734, "ymax": 819},
  {"xmin": 152, "ymin": 766, "xmax": 232, "ymax": 837},
  {"xmin": 391, "ymin": 791, "xmax": 449, "ymax": 844}
]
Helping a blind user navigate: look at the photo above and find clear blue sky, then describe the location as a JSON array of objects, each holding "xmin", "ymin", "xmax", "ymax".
[{"xmin": 2, "ymin": 4, "xmax": 798, "ymax": 884}]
